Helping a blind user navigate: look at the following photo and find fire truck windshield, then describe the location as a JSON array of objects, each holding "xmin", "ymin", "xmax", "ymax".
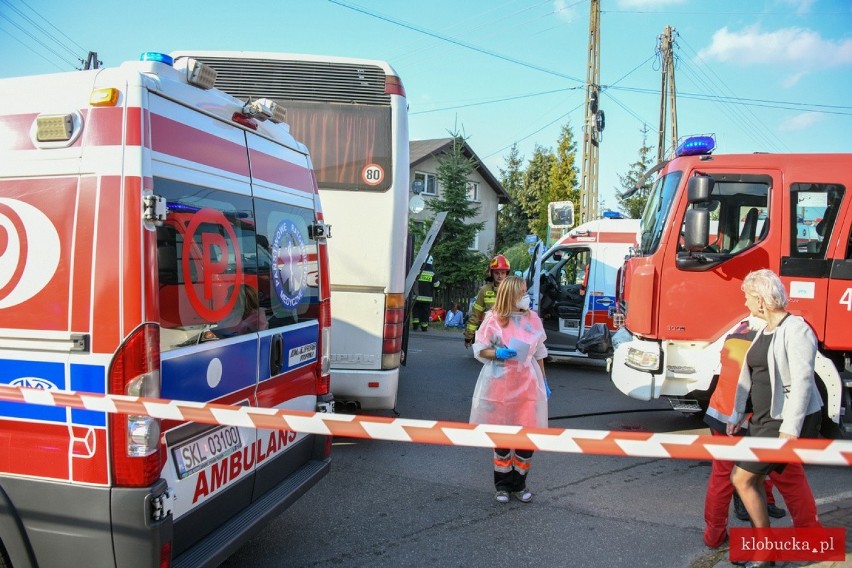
[{"xmin": 639, "ymin": 170, "xmax": 683, "ymax": 255}]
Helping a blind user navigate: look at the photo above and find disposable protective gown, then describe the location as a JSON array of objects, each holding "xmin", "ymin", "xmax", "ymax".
[{"xmin": 471, "ymin": 310, "xmax": 548, "ymax": 427}]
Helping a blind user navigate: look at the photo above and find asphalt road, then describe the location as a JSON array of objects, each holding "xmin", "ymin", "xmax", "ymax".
[{"xmin": 221, "ymin": 327, "xmax": 850, "ymax": 568}]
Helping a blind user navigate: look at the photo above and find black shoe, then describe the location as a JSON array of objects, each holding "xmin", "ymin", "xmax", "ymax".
[
  {"xmin": 733, "ymin": 493, "xmax": 750, "ymax": 522},
  {"xmin": 766, "ymin": 503, "xmax": 786, "ymax": 518}
]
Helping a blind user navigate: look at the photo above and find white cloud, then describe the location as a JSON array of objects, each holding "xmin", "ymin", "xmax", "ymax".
[
  {"xmin": 698, "ymin": 25, "xmax": 852, "ymax": 69},
  {"xmin": 778, "ymin": 112, "xmax": 823, "ymax": 132},
  {"xmin": 553, "ymin": 0, "xmax": 576, "ymax": 23}
]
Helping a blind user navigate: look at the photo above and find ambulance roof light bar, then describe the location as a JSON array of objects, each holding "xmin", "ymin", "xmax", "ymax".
[
  {"xmin": 142, "ymin": 52, "xmax": 218, "ymax": 89},
  {"xmin": 140, "ymin": 52, "xmax": 174, "ymax": 66},
  {"xmin": 675, "ymin": 134, "xmax": 716, "ymax": 157},
  {"xmin": 184, "ymin": 58, "xmax": 217, "ymax": 89},
  {"xmin": 242, "ymin": 98, "xmax": 287, "ymax": 124}
]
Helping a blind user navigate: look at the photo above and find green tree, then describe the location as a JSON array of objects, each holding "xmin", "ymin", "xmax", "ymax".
[
  {"xmin": 426, "ymin": 134, "xmax": 487, "ymax": 288},
  {"xmin": 616, "ymin": 128, "xmax": 655, "ymax": 218},
  {"xmin": 546, "ymin": 122, "xmax": 580, "ymax": 229},
  {"xmin": 496, "ymin": 144, "xmax": 528, "ymax": 250},
  {"xmin": 523, "ymin": 145, "xmax": 556, "ymax": 240}
]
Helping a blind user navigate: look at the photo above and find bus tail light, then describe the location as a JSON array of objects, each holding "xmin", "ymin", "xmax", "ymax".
[
  {"xmin": 385, "ymin": 75, "xmax": 406, "ymax": 97},
  {"xmin": 109, "ymin": 324, "xmax": 163, "ymax": 487},
  {"xmin": 382, "ymin": 293, "xmax": 404, "ymax": 369}
]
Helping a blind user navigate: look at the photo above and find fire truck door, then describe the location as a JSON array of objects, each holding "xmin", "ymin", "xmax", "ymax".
[{"xmin": 823, "ymin": 204, "xmax": 852, "ymax": 350}]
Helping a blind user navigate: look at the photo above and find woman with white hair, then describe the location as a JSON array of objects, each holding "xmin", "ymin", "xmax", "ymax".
[{"xmin": 727, "ymin": 269, "xmax": 823, "ymax": 564}]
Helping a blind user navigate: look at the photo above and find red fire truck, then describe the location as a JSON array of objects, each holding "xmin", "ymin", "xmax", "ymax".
[{"xmin": 610, "ymin": 136, "xmax": 851, "ymax": 438}]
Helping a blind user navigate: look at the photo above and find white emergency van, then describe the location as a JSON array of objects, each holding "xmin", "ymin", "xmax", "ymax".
[
  {"xmin": 0, "ymin": 53, "xmax": 333, "ymax": 567},
  {"xmin": 529, "ymin": 218, "xmax": 638, "ymax": 357}
]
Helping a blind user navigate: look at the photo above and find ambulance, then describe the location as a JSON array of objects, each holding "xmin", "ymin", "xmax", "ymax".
[
  {"xmin": 0, "ymin": 53, "xmax": 333, "ymax": 567},
  {"xmin": 528, "ymin": 216, "xmax": 638, "ymax": 358}
]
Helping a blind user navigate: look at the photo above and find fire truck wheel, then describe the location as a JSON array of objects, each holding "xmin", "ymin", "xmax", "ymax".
[{"xmin": 816, "ymin": 374, "xmax": 851, "ymax": 440}]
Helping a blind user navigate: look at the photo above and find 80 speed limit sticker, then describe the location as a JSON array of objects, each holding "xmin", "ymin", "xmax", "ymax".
[{"xmin": 361, "ymin": 163, "xmax": 384, "ymax": 186}]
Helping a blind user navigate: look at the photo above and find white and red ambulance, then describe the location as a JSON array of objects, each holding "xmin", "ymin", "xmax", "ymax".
[
  {"xmin": 529, "ymin": 217, "xmax": 638, "ymax": 358},
  {"xmin": 0, "ymin": 52, "xmax": 333, "ymax": 567}
]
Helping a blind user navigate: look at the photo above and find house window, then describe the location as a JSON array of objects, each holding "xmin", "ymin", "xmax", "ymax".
[
  {"xmin": 466, "ymin": 181, "xmax": 479, "ymax": 202},
  {"xmin": 414, "ymin": 171, "xmax": 437, "ymax": 196},
  {"xmin": 468, "ymin": 231, "xmax": 479, "ymax": 251}
]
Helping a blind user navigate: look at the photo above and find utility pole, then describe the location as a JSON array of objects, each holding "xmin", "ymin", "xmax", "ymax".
[
  {"xmin": 83, "ymin": 51, "xmax": 101, "ymax": 70},
  {"xmin": 579, "ymin": 0, "xmax": 602, "ymax": 224},
  {"xmin": 656, "ymin": 26, "xmax": 678, "ymax": 162}
]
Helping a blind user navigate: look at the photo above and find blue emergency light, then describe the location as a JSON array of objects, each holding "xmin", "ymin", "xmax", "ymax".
[
  {"xmin": 140, "ymin": 52, "xmax": 174, "ymax": 66},
  {"xmin": 675, "ymin": 135, "xmax": 716, "ymax": 157},
  {"xmin": 602, "ymin": 210, "xmax": 625, "ymax": 219}
]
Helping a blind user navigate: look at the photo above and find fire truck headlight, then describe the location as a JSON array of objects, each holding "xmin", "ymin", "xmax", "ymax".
[{"xmin": 626, "ymin": 346, "xmax": 660, "ymax": 371}]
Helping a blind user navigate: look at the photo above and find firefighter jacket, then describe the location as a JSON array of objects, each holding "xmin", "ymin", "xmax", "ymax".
[
  {"xmin": 415, "ymin": 265, "xmax": 438, "ymax": 303},
  {"xmin": 464, "ymin": 281, "xmax": 498, "ymax": 342},
  {"xmin": 704, "ymin": 319, "xmax": 756, "ymax": 434}
]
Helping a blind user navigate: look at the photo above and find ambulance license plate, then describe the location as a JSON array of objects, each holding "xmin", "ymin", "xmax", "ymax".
[{"xmin": 172, "ymin": 426, "xmax": 244, "ymax": 479}]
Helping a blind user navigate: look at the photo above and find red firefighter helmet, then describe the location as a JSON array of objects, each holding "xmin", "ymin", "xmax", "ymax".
[{"xmin": 489, "ymin": 255, "xmax": 510, "ymax": 273}]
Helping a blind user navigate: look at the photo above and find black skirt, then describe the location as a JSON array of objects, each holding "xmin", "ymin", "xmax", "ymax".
[{"xmin": 736, "ymin": 411, "xmax": 822, "ymax": 475}]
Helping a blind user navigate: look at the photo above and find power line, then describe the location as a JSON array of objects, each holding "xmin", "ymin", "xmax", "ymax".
[
  {"xmin": 328, "ymin": 0, "xmax": 585, "ymax": 84},
  {"xmin": 410, "ymin": 87, "xmax": 582, "ymax": 115},
  {"xmin": 0, "ymin": 12, "xmax": 79, "ymax": 69},
  {"xmin": 675, "ymin": 33, "xmax": 787, "ymax": 151}
]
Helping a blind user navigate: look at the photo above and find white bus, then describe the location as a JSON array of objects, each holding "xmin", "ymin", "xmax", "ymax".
[{"xmin": 172, "ymin": 51, "xmax": 409, "ymax": 410}]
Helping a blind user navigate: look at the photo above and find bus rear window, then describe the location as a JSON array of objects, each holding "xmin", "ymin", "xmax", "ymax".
[{"xmin": 283, "ymin": 100, "xmax": 392, "ymax": 192}]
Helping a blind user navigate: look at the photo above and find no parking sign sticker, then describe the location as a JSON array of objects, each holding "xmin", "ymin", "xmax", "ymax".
[{"xmin": 182, "ymin": 208, "xmax": 243, "ymax": 322}]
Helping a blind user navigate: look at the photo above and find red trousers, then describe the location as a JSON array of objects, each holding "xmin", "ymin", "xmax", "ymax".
[{"xmin": 703, "ymin": 430, "xmax": 820, "ymax": 547}]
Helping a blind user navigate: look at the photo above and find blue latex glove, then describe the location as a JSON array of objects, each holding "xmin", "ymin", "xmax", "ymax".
[
  {"xmin": 495, "ymin": 347, "xmax": 517, "ymax": 360},
  {"xmin": 544, "ymin": 378, "xmax": 552, "ymax": 400}
]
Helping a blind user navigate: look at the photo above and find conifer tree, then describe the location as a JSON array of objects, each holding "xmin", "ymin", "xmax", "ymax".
[
  {"xmin": 425, "ymin": 135, "xmax": 487, "ymax": 288},
  {"xmin": 523, "ymin": 145, "xmax": 556, "ymax": 240},
  {"xmin": 616, "ymin": 127, "xmax": 655, "ymax": 218},
  {"xmin": 545, "ymin": 122, "xmax": 580, "ymax": 231},
  {"xmin": 496, "ymin": 144, "xmax": 529, "ymax": 250}
]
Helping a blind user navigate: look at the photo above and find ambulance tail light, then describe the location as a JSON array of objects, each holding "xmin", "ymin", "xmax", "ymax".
[
  {"xmin": 317, "ymin": 298, "xmax": 331, "ymax": 395},
  {"xmin": 382, "ymin": 293, "xmax": 404, "ymax": 369},
  {"xmin": 109, "ymin": 324, "xmax": 163, "ymax": 487}
]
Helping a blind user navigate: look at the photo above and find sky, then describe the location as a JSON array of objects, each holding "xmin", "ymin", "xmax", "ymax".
[{"xmin": 2, "ymin": 0, "xmax": 851, "ymax": 212}]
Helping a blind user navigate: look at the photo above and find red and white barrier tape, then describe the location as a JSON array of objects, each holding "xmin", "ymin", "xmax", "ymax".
[{"xmin": 0, "ymin": 384, "xmax": 849, "ymax": 465}]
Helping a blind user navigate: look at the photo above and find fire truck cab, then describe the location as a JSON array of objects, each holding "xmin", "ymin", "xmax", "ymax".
[
  {"xmin": 0, "ymin": 53, "xmax": 333, "ymax": 567},
  {"xmin": 610, "ymin": 136, "xmax": 852, "ymax": 437},
  {"xmin": 530, "ymin": 217, "xmax": 638, "ymax": 358}
]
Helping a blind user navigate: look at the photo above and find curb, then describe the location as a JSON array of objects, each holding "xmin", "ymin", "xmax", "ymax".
[{"xmin": 709, "ymin": 498, "xmax": 852, "ymax": 568}]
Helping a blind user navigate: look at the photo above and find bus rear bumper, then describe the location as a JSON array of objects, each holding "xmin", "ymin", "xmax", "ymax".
[{"xmin": 330, "ymin": 368, "xmax": 399, "ymax": 410}]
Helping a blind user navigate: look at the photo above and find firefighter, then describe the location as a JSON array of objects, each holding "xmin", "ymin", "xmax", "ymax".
[
  {"xmin": 702, "ymin": 320, "xmax": 817, "ymax": 549},
  {"xmin": 464, "ymin": 254, "xmax": 510, "ymax": 348},
  {"xmin": 412, "ymin": 257, "xmax": 439, "ymax": 332}
]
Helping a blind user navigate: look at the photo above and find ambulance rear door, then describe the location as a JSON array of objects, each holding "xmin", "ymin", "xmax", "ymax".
[
  {"xmin": 244, "ymin": 130, "xmax": 324, "ymax": 498},
  {"xmin": 147, "ymin": 92, "xmax": 262, "ymax": 554}
]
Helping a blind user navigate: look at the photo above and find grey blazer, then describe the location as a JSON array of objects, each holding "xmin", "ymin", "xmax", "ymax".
[{"xmin": 729, "ymin": 314, "xmax": 823, "ymax": 437}]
